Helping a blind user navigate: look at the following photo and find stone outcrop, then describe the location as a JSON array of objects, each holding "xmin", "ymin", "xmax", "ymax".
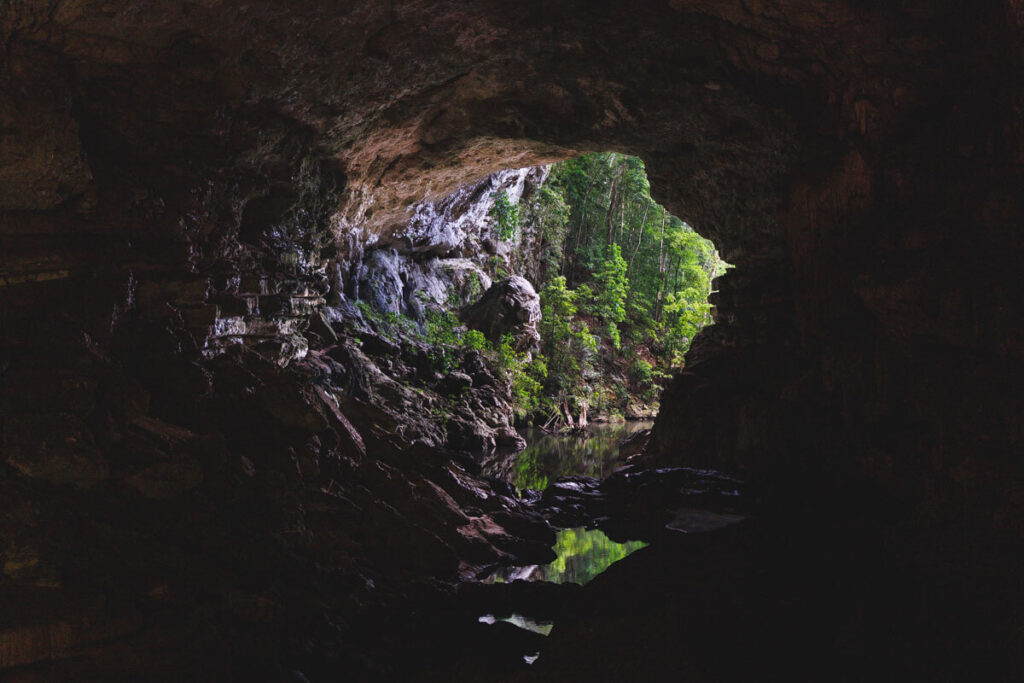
[
  {"xmin": 461, "ymin": 277, "xmax": 542, "ymax": 351},
  {"xmin": 1, "ymin": 0, "xmax": 1023, "ymax": 679},
  {"xmin": 352, "ymin": 167, "xmax": 546, "ymax": 322}
]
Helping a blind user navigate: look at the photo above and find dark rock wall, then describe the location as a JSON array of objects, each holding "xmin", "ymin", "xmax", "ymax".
[{"xmin": 1, "ymin": 0, "xmax": 1023, "ymax": 676}]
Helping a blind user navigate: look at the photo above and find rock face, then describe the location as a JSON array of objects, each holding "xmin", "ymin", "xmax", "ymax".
[
  {"xmin": 1, "ymin": 0, "xmax": 1023, "ymax": 679},
  {"xmin": 461, "ymin": 277, "xmax": 542, "ymax": 351},
  {"xmin": 352, "ymin": 167, "xmax": 545, "ymax": 322}
]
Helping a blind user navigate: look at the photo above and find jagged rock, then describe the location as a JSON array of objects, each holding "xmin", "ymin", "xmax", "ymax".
[
  {"xmin": 306, "ymin": 311, "xmax": 337, "ymax": 345},
  {"xmin": 619, "ymin": 428, "xmax": 651, "ymax": 460},
  {"xmin": 495, "ymin": 427, "xmax": 527, "ymax": 453},
  {"xmin": 439, "ymin": 371, "xmax": 473, "ymax": 395},
  {"xmin": 356, "ymin": 331, "xmax": 400, "ymax": 358},
  {"xmin": 625, "ymin": 402, "xmax": 657, "ymax": 420},
  {"xmin": 461, "ymin": 277, "xmax": 541, "ymax": 351},
  {"xmin": 0, "ymin": 0, "xmax": 1021, "ymax": 679}
]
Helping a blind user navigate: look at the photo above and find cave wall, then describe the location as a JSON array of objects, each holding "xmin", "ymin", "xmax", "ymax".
[{"xmin": 2, "ymin": 0, "xmax": 1023, "ymax": 676}]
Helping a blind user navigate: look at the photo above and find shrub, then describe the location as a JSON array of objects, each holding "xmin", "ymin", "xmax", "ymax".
[
  {"xmin": 425, "ymin": 309, "xmax": 463, "ymax": 372},
  {"xmin": 462, "ymin": 329, "xmax": 490, "ymax": 351},
  {"xmin": 630, "ymin": 359, "xmax": 654, "ymax": 385},
  {"xmin": 490, "ymin": 191, "xmax": 520, "ymax": 241}
]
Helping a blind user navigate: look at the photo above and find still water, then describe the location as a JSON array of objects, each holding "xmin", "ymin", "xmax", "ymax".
[
  {"xmin": 489, "ymin": 420, "xmax": 653, "ymax": 493},
  {"xmin": 487, "ymin": 526, "xmax": 647, "ymax": 585},
  {"xmin": 477, "ymin": 424, "xmax": 653, "ymax": 660}
]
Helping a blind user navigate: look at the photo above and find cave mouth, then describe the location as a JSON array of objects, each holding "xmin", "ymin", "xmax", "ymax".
[
  {"xmin": 4, "ymin": 1, "xmax": 1019, "ymax": 679},
  {"xmin": 339, "ymin": 152, "xmax": 735, "ymax": 656},
  {"xmin": 348, "ymin": 151, "xmax": 725, "ymax": 473}
]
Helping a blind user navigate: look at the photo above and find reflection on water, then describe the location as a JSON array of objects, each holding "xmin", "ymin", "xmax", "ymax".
[
  {"xmin": 487, "ymin": 527, "xmax": 647, "ymax": 585},
  {"xmin": 478, "ymin": 613, "xmax": 554, "ymax": 636},
  {"xmin": 488, "ymin": 421, "xmax": 653, "ymax": 493}
]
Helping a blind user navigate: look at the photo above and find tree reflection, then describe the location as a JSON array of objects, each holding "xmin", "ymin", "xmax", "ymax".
[
  {"xmin": 508, "ymin": 421, "xmax": 652, "ymax": 493},
  {"xmin": 489, "ymin": 527, "xmax": 646, "ymax": 585}
]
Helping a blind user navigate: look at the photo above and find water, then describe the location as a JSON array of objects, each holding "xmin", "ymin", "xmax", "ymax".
[
  {"xmin": 475, "ymin": 424, "xmax": 652, "ymax": 662},
  {"xmin": 486, "ymin": 526, "xmax": 647, "ymax": 585},
  {"xmin": 478, "ymin": 613, "xmax": 554, "ymax": 635},
  {"xmin": 488, "ymin": 420, "xmax": 653, "ymax": 493}
]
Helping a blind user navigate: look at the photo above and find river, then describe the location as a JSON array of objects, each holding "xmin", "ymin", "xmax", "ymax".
[{"xmin": 485, "ymin": 420, "xmax": 654, "ymax": 494}]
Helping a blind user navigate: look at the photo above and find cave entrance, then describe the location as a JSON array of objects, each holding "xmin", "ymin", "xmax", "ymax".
[
  {"xmin": 350, "ymin": 152, "xmax": 725, "ymax": 474},
  {"xmin": 347, "ymin": 152, "xmax": 731, "ymax": 661},
  {"xmin": 348, "ymin": 152, "xmax": 730, "ymax": 608},
  {"xmin": 477, "ymin": 152, "xmax": 726, "ymax": 481}
]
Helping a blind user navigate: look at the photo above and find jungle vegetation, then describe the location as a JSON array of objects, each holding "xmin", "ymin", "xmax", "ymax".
[
  {"xmin": 511, "ymin": 152, "xmax": 727, "ymax": 427},
  {"xmin": 354, "ymin": 153, "xmax": 725, "ymax": 430}
]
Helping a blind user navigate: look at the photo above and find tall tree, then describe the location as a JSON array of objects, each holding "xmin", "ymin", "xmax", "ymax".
[{"xmin": 654, "ymin": 210, "xmax": 667, "ymax": 322}]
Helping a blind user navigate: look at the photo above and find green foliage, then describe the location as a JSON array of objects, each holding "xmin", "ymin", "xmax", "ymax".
[
  {"xmin": 630, "ymin": 359, "xmax": 654, "ymax": 385},
  {"xmin": 592, "ymin": 243, "xmax": 629, "ymax": 349},
  {"xmin": 462, "ymin": 329, "xmax": 489, "ymax": 352},
  {"xmin": 526, "ymin": 182, "xmax": 572, "ymax": 279},
  {"xmin": 424, "ymin": 309, "xmax": 464, "ymax": 372},
  {"xmin": 513, "ymin": 448, "xmax": 549, "ymax": 492},
  {"xmin": 490, "ymin": 191, "xmax": 520, "ymax": 241},
  {"xmin": 512, "ymin": 356, "xmax": 547, "ymax": 416},
  {"xmin": 464, "ymin": 271, "xmax": 484, "ymax": 302},
  {"xmin": 487, "ymin": 255, "xmax": 509, "ymax": 280},
  {"xmin": 537, "ymin": 276, "xmax": 600, "ymax": 417},
  {"xmin": 370, "ymin": 151, "xmax": 725, "ymax": 426},
  {"xmin": 663, "ymin": 288, "xmax": 712, "ymax": 362},
  {"xmin": 542, "ymin": 528, "xmax": 647, "ymax": 585},
  {"xmin": 493, "ymin": 334, "xmax": 546, "ymax": 417},
  {"xmin": 573, "ymin": 283, "xmax": 595, "ymax": 317},
  {"xmin": 500, "ymin": 423, "xmax": 650, "ymax": 495},
  {"xmin": 508, "ymin": 151, "xmax": 727, "ymax": 420},
  {"xmin": 356, "ymin": 300, "xmax": 417, "ymax": 341}
]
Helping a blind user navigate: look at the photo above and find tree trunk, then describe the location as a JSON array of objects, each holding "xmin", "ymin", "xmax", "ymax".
[
  {"xmin": 564, "ymin": 182, "xmax": 596, "ymax": 283},
  {"xmin": 627, "ymin": 201, "xmax": 651, "ymax": 274},
  {"xmin": 655, "ymin": 211, "xmax": 667, "ymax": 321},
  {"xmin": 604, "ymin": 162, "xmax": 627, "ymax": 246},
  {"xmin": 614, "ymin": 198, "xmax": 622, "ymax": 244}
]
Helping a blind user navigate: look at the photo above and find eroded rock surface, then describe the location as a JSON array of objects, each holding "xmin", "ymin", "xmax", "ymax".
[
  {"xmin": 1, "ymin": 0, "xmax": 1023, "ymax": 679},
  {"xmin": 461, "ymin": 277, "xmax": 542, "ymax": 351}
]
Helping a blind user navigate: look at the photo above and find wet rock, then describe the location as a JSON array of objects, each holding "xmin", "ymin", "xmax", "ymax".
[
  {"xmin": 618, "ymin": 428, "xmax": 650, "ymax": 460},
  {"xmin": 1, "ymin": 0, "xmax": 1021, "ymax": 679},
  {"xmin": 495, "ymin": 427, "xmax": 526, "ymax": 453},
  {"xmin": 461, "ymin": 276, "xmax": 541, "ymax": 351},
  {"xmin": 462, "ymin": 349, "xmax": 493, "ymax": 385}
]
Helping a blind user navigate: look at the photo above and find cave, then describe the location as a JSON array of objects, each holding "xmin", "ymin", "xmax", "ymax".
[{"xmin": 1, "ymin": 1, "xmax": 1022, "ymax": 681}]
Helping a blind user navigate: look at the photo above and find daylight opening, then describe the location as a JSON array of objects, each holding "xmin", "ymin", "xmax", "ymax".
[
  {"xmin": 504, "ymin": 152, "xmax": 727, "ymax": 429},
  {"xmin": 350, "ymin": 152, "xmax": 726, "ymax": 455}
]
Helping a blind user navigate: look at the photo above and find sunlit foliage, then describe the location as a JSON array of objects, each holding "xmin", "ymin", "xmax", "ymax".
[{"xmin": 512, "ymin": 152, "xmax": 727, "ymax": 423}]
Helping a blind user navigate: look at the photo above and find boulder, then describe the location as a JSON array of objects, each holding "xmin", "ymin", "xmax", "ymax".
[{"xmin": 460, "ymin": 277, "xmax": 541, "ymax": 351}]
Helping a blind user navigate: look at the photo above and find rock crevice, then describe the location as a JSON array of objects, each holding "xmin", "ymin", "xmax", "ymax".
[{"xmin": 1, "ymin": 0, "xmax": 1022, "ymax": 678}]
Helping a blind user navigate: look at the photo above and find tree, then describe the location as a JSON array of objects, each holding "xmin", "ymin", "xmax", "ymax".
[
  {"xmin": 538, "ymin": 276, "xmax": 598, "ymax": 427},
  {"xmin": 510, "ymin": 152, "xmax": 726, "ymax": 421},
  {"xmin": 526, "ymin": 182, "xmax": 571, "ymax": 281},
  {"xmin": 490, "ymin": 191, "xmax": 520, "ymax": 241},
  {"xmin": 592, "ymin": 243, "xmax": 629, "ymax": 349}
]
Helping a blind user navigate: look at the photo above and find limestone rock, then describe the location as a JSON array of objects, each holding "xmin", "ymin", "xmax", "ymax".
[{"xmin": 461, "ymin": 277, "xmax": 541, "ymax": 351}]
